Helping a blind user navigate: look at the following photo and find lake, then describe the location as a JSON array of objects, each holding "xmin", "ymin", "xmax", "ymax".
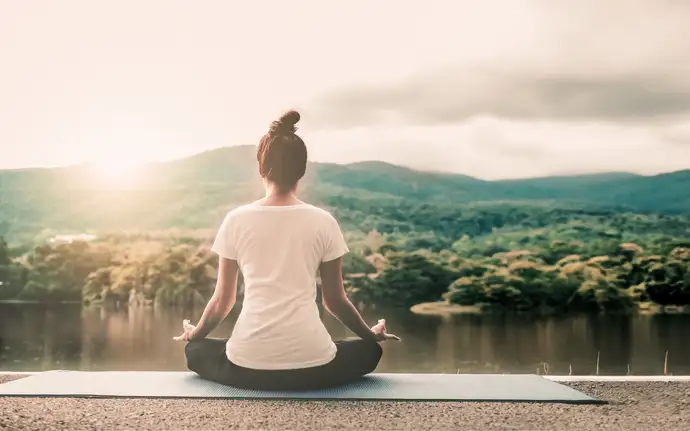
[{"xmin": 1, "ymin": 303, "xmax": 688, "ymax": 375}]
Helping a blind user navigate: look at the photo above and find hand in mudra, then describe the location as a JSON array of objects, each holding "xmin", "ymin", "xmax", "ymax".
[
  {"xmin": 173, "ymin": 319, "xmax": 197, "ymax": 342},
  {"xmin": 371, "ymin": 319, "xmax": 401, "ymax": 342}
]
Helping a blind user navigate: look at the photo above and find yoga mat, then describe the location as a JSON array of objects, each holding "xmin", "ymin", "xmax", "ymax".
[{"xmin": 0, "ymin": 371, "xmax": 603, "ymax": 403}]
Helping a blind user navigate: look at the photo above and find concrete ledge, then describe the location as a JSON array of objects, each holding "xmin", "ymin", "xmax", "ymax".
[
  {"xmin": 0, "ymin": 372, "xmax": 39, "ymax": 375},
  {"xmin": 545, "ymin": 375, "xmax": 690, "ymax": 382},
  {"xmin": 2, "ymin": 372, "xmax": 689, "ymax": 382}
]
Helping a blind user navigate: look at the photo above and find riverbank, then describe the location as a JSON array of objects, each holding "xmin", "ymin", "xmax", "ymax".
[
  {"xmin": 0, "ymin": 300, "xmax": 82, "ymax": 305},
  {"xmin": 2, "ymin": 375, "xmax": 688, "ymax": 430},
  {"xmin": 410, "ymin": 301, "xmax": 689, "ymax": 317}
]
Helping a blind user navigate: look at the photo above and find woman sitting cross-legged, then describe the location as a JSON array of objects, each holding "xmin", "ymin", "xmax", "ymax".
[{"xmin": 174, "ymin": 110, "xmax": 399, "ymax": 391}]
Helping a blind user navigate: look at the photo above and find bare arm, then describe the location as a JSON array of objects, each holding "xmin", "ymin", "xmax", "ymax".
[
  {"xmin": 189, "ymin": 257, "xmax": 239, "ymax": 340},
  {"xmin": 319, "ymin": 257, "xmax": 378, "ymax": 342}
]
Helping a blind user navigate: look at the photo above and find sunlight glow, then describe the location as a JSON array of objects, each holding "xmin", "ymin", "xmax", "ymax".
[{"xmin": 88, "ymin": 159, "xmax": 147, "ymax": 189}]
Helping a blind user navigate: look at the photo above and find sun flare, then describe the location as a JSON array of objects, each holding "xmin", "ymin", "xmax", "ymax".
[{"xmin": 89, "ymin": 160, "xmax": 146, "ymax": 188}]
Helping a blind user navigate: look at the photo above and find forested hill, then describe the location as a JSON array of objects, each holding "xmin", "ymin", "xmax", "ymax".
[{"xmin": 0, "ymin": 145, "xmax": 689, "ymax": 242}]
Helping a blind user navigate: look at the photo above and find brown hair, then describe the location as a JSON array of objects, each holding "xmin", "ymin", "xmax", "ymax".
[{"xmin": 257, "ymin": 110, "xmax": 307, "ymax": 193}]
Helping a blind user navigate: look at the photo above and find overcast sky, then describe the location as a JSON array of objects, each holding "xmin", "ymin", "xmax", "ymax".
[{"xmin": 1, "ymin": 0, "xmax": 689, "ymax": 179}]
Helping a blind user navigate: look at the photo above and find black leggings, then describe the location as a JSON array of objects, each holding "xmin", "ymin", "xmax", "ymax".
[{"xmin": 185, "ymin": 338, "xmax": 383, "ymax": 391}]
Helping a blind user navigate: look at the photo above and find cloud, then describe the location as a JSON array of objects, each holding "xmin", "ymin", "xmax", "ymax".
[
  {"xmin": 2, "ymin": 0, "xmax": 690, "ymax": 178},
  {"xmin": 310, "ymin": 68, "xmax": 690, "ymax": 128},
  {"xmin": 307, "ymin": 0, "xmax": 690, "ymax": 129},
  {"xmin": 659, "ymin": 123, "xmax": 690, "ymax": 146},
  {"xmin": 304, "ymin": 118, "xmax": 690, "ymax": 179},
  {"xmin": 301, "ymin": 0, "xmax": 690, "ymax": 176}
]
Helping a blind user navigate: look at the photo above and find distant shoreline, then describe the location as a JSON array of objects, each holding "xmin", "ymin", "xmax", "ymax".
[
  {"xmin": 2, "ymin": 299, "xmax": 689, "ymax": 316},
  {"xmin": 410, "ymin": 301, "xmax": 689, "ymax": 317},
  {"xmin": 0, "ymin": 300, "xmax": 81, "ymax": 305}
]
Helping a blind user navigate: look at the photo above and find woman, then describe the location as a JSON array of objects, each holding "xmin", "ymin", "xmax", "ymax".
[{"xmin": 174, "ymin": 110, "xmax": 399, "ymax": 391}]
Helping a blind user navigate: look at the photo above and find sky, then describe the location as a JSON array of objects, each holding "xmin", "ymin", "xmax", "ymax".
[{"xmin": 1, "ymin": 0, "xmax": 689, "ymax": 179}]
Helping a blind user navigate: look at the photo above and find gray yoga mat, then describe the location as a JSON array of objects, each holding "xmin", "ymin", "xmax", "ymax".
[{"xmin": 0, "ymin": 371, "xmax": 603, "ymax": 403}]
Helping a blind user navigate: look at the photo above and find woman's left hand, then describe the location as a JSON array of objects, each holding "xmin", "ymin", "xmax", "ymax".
[
  {"xmin": 370, "ymin": 318, "xmax": 401, "ymax": 342},
  {"xmin": 173, "ymin": 319, "xmax": 197, "ymax": 342}
]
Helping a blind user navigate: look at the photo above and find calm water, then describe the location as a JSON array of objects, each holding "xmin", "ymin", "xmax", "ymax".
[{"xmin": 1, "ymin": 303, "xmax": 688, "ymax": 375}]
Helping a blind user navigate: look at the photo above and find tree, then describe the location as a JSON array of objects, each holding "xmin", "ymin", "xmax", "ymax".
[
  {"xmin": 0, "ymin": 236, "xmax": 27, "ymax": 300},
  {"xmin": 347, "ymin": 251, "xmax": 458, "ymax": 308},
  {"xmin": 644, "ymin": 249, "xmax": 690, "ymax": 306},
  {"xmin": 0, "ymin": 236, "xmax": 10, "ymax": 266}
]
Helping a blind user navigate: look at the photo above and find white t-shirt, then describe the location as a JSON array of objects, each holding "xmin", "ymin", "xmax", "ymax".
[{"xmin": 211, "ymin": 202, "xmax": 349, "ymax": 370}]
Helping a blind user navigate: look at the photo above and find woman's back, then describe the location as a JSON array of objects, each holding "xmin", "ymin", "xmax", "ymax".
[
  {"xmin": 179, "ymin": 110, "xmax": 396, "ymax": 390},
  {"xmin": 212, "ymin": 202, "xmax": 349, "ymax": 370}
]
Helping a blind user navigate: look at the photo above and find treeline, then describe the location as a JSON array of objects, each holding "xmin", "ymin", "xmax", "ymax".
[
  {"xmin": 325, "ymin": 196, "xmax": 690, "ymax": 253},
  {"xmin": 345, "ymin": 243, "xmax": 690, "ymax": 314},
  {"xmin": 0, "ymin": 236, "xmax": 217, "ymax": 307},
  {"xmin": 1, "ymin": 202, "xmax": 689, "ymax": 313},
  {"xmin": 341, "ymin": 206, "xmax": 690, "ymax": 312}
]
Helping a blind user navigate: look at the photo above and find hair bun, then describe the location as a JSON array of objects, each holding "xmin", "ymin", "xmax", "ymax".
[
  {"xmin": 279, "ymin": 110, "xmax": 300, "ymax": 127},
  {"xmin": 270, "ymin": 110, "xmax": 300, "ymax": 135}
]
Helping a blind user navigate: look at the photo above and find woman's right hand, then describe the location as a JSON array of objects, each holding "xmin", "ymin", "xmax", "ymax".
[
  {"xmin": 172, "ymin": 319, "xmax": 198, "ymax": 342},
  {"xmin": 370, "ymin": 319, "xmax": 401, "ymax": 342}
]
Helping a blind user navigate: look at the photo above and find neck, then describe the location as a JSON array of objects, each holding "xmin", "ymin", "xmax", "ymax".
[
  {"xmin": 262, "ymin": 183, "xmax": 299, "ymax": 205},
  {"xmin": 265, "ymin": 190, "xmax": 295, "ymax": 200}
]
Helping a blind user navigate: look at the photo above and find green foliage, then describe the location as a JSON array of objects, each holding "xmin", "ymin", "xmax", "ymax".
[
  {"xmin": 346, "ymin": 251, "xmax": 458, "ymax": 308},
  {"xmin": 0, "ymin": 236, "xmax": 28, "ymax": 300},
  {"xmin": 445, "ymin": 277, "xmax": 488, "ymax": 305},
  {"xmin": 2, "ymin": 211, "xmax": 690, "ymax": 314},
  {"xmin": 14, "ymin": 241, "xmax": 109, "ymax": 301},
  {"xmin": 1, "ymin": 236, "xmax": 216, "ymax": 306},
  {"xmin": 1, "ymin": 146, "xmax": 689, "ymax": 244},
  {"xmin": 341, "ymin": 252, "xmax": 377, "ymax": 275},
  {"xmin": 338, "ymin": 204, "xmax": 690, "ymax": 314},
  {"xmin": 0, "ymin": 236, "xmax": 9, "ymax": 265},
  {"xmin": 643, "ymin": 247, "xmax": 690, "ymax": 306},
  {"xmin": 444, "ymin": 245, "xmax": 687, "ymax": 314},
  {"xmin": 1, "ymin": 146, "xmax": 689, "ymax": 313}
]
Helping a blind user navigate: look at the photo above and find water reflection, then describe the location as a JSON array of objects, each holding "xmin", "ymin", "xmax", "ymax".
[{"xmin": 1, "ymin": 303, "xmax": 688, "ymax": 375}]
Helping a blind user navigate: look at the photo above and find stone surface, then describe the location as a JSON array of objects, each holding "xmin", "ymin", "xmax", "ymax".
[{"xmin": 1, "ymin": 375, "xmax": 689, "ymax": 430}]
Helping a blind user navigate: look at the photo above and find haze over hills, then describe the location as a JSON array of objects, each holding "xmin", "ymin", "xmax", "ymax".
[
  {"xmin": 141, "ymin": 146, "xmax": 690, "ymax": 205},
  {"xmin": 0, "ymin": 145, "xmax": 689, "ymax": 243}
]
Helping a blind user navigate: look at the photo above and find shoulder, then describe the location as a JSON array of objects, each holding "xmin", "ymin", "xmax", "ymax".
[
  {"xmin": 225, "ymin": 203, "xmax": 256, "ymax": 218},
  {"xmin": 219, "ymin": 202, "xmax": 339, "ymax": 225},
  {"xmin": 303, "ymin": 203, "xmax": 334, "ymax": 217},
  {"xmin": 217, "ymin": 204, "xmax": 255, "ymax": 228},
  {"xmin": 301, "ymin": 204, "xmax": 340, "ymax": 224}
]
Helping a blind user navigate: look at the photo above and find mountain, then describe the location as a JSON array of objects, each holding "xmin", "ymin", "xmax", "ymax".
[
  {"xmin": 497, "ymin": 172, "xmax": 642, "ymax": 189},
  {"xmin": 1, "ymin": 146, "xmax": 689, "ymax": 242},
  {"xmin": 580, "ymin": 170, "xmax": 690, "ymax": 212},
  {"xmin": 309, "ymin": 160, "xmax": 493, "ymax": 202},
  {"xmin": 492, "ymin": 170, "xmax": 690, "ymax": 212}
]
